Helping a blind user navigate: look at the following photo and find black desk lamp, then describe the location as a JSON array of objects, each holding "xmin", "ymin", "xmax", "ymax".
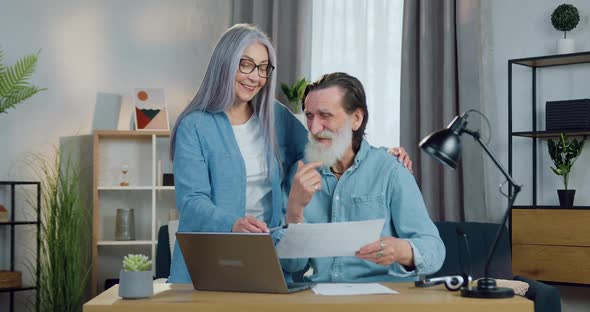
[{"xmin": 419, "ymin": 110, "xmax": 522, "ymax": 298}]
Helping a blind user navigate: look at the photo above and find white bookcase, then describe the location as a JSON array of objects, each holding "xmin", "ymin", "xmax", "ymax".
[{"xmin": 92, "ymin": 130, "xmax": 175, "ymax": 295}]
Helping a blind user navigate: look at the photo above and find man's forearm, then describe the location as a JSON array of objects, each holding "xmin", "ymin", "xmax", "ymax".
[{"xmin": 286, "ymin": 203, "xmax": 305, "ymax": 223}]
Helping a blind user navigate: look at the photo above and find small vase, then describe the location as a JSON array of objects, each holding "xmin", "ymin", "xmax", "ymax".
[
  {"xmin": 557, "ymin": 189, "xmax": 575, "ymax": 208},
  {"xmin": 115, "ymin": 208, "xmax": 135, "ymax": 241},
  {"xmin": 557, "ymin": 39, "xmax": 575, "ymax": 54},
  {"xmin": 118, "ymin": 270, "xmax": 153, "ymax": 299}
]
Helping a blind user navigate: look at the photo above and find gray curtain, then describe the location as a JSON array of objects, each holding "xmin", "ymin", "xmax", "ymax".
[
  {"xmin": 231, "ymin": 0, "xmax": 312, "ymax": 108},
  {"xmin": 400, "ymin": 0, "xmax": 485, "ymax": 222}
]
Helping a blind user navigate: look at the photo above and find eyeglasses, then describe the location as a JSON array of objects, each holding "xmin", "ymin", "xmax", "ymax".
[{"xmin": 239, "ymin": 59, "xmax": 275, "ymax": 78}]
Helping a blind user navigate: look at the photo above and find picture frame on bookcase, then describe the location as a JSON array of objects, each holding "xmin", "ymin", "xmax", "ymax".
[{"xmin": 133, "ymin": 88, "xmax": 170, "ymax": 131}]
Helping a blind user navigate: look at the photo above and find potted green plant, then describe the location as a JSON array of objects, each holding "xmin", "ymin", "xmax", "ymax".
[
  {"xmin": 280, "ymin": 77, "xmax": 308, "ymax": 114},
  {"xmin": 551, "ymin": 3, "xmax": 580, "ymax": 54},
  {"xmin": 29, "ymin": 147, "xmax": 91, "ymax": 312},
  {"xmin": 547, "ymin": 133, "xmax": 584, "ymax": 207},
  {"xmin": 0, "ymin": 48, "xmax": 46, "ymax": 114},
  {"xmin": 119, "ymin": 254, "xmax": 153, "ymax": 299}
]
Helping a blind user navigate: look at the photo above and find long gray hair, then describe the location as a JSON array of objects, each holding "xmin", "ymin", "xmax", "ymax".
[{"xmin": 170, "ymin": 24, "xmax": 279, "ymax": 174}]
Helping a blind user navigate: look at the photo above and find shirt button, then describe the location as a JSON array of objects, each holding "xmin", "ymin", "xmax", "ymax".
[{"xmin": 335, "ymin": 196, "xmax": 340, "ymax": 200}]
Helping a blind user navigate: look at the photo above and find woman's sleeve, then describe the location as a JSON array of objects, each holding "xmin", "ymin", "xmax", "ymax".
[
  {"xmin": 275, "ymin": 101, "xmax": 308, "ymax": 169},
  {"xmin": 173, "ymin": 117, "xmax": 240, "ymax": 232}
]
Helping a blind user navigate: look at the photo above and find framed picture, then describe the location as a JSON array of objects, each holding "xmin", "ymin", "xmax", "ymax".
[{"xmin": 133, "ymin": 88, "xmax": 169, "ymax": 131}]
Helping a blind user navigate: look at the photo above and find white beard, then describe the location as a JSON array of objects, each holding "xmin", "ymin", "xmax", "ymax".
[{"xmin": 304, "ymin": 119, "xmax": 353, "ymax": 168}]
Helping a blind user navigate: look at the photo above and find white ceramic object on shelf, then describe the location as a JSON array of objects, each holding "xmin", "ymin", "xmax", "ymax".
[{"xmin": 557, "ymin": 38, "xmax": 575, "ymax": 54}]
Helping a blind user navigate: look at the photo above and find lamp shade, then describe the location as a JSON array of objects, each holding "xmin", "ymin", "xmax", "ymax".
[{"xmin": 419, "ymin": 128, "xmax": 462, "ymax": 170}]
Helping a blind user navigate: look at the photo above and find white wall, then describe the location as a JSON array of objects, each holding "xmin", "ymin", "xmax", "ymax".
[
  {"xmin": 0, "ymin": 0, "xmax": 231, "ymax": 308},
  {"xmin": 482, "ymin": 1, "xmax": 590, "ymax": 311}
]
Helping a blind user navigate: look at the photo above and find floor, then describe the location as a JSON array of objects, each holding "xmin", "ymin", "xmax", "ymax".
[{"xmin": 557, "ymin": 285, "xmax": 590, "ymax": 312}]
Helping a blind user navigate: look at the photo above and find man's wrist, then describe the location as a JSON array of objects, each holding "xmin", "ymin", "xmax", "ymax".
[
  {"xmin": 399, "ymin": 240, "xmax": 415, "ymax": 268},
  {"xmin": 285, "ymin": 210, "xmax": 304, "ymax": 224}
]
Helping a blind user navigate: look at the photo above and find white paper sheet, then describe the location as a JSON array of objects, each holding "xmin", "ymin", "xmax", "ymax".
[
  {"xmin": 311, "ymin": 283, "xmax": 398, "ymax": 296},
  {"xmin": 275, "ymin": 219, "xmax": 385, "ymax": 258}
]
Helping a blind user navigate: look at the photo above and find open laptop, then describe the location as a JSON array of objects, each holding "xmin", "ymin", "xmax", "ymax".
[{"xmin": 176, "ymin": 232, "xmax": 311, "ymax": 293}]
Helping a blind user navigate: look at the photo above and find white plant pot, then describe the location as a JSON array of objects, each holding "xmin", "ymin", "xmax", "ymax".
[
  {"xmin": 557, "ymin": 39, "xmax": 575, "ymax": 54},
  {"xmin": 118, "ymin": 270, "xmax": 154, "ymax": 299}
]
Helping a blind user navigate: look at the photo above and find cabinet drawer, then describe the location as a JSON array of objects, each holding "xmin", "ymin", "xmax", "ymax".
[
  {"xmin": 512, "ymin": 209, "xmax": 590, "ymax": 246},
  {"xmin": 512, "ymin": 244, "xmax": 590, "ymax": 284}
]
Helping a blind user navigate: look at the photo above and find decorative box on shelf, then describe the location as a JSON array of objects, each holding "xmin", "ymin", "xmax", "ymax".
[
  {"xmin": 0, "ymin": 271, "xmax": 22, "ymax": 289},
  {"xmin": 0, "ymin": 204, "xmax": 8, "ymax": 222},
  {"xmin": 546, "ymin": 98, "xmax": 590, "ymax": 131}
]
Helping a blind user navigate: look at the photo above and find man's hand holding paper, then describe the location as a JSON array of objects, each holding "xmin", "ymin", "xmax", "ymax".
[{"xmin": 275, "ymin": 219, "xmax": 385, "ymax": 259}]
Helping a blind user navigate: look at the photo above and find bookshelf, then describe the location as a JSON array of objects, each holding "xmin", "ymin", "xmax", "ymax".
[{"xmin": 92, "ymin": 131, "xmax": 175, "ymax": 295}]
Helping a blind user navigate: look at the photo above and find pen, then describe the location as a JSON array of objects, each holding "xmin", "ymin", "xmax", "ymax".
[{"xmin": 268, "ymin": 224, "xmax": 289, "ymax": 232}]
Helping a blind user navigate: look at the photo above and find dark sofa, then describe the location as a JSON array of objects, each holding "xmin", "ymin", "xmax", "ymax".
[{"xmin": 433, "ymin": 221, "xmax": 561, "ymax": 312}]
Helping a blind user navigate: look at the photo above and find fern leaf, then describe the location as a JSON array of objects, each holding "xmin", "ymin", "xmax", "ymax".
[
  {"xmin": 0, "ymin": 52, "xmax": 39, "ymax": 97},
  {"xmin": 0, "ymin": 85, "xmax": 45, "ymax": 112},
  {"xmin": 0, "ymin": 48, "xmax": 5, "ymax": 74}
]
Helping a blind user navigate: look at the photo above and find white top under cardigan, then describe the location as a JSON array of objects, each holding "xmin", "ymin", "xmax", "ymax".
[{"xmin": 231, "ymin": 115, "xmax": 272, "ymax": 221}]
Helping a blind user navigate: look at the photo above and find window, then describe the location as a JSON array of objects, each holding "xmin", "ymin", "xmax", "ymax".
[{"xmin": 310, "ymin": 0, "xmax": 404, "ymax": 147}]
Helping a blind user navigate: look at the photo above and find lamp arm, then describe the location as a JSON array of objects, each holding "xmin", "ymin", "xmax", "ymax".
[
  {"xmin": 462, "ymin": 128, "xmax": 522, "ymax": 279},
  {"xmin": 463, "ymin": 129, "xmax": 521, "ymax": 191}
]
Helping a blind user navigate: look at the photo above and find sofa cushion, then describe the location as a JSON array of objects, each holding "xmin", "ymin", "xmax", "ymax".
[{"xmin": 431, "ymin": 222, "xmax": 512, "ymax": 280}]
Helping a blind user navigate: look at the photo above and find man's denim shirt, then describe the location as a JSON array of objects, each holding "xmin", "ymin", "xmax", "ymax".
[
  {"xmin": 169, "ymin": 101, "xmax": 308, "ymax": 283},
  {"xmin": 277, "ymin": 139, "xmax": 446, "ymax": 282}
]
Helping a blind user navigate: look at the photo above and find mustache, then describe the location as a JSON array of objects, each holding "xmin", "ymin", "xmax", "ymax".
[{"xmin": 313, "ymin": 130, "xmax": 335, "ymax": 140}]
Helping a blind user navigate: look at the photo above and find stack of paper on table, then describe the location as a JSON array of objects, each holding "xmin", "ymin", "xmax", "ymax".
[{"xmin": 312, "ymin": 283, "xmax": 399, "ymax": 295}]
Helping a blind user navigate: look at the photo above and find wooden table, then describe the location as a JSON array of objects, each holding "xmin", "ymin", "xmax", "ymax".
[{"xmin": 84, "ymin": 283, "xmax": 533, "ymax": 312}]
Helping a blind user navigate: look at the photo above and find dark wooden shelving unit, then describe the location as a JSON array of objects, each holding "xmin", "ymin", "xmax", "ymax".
[
  {"xmin": 508, "ymin": 50, "xmax": 590, "ymax": 206},
  {"xmin": 0, "ymin": 181, "xmax": 40, "ymax": 312}
]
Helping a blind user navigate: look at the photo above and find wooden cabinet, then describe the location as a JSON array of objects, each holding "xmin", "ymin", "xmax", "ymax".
[
  {"xmin": 511, "ymin": 208, "xmax": 590, "ymax": 284},
  {"xmin": 92, "ymin": 131, "xmax": 175, "ymax": 295}
]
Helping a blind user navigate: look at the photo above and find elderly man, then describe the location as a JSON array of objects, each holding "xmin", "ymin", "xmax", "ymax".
[{"xmin": 280, "ymin": 72, "xmax": 445, "ymax": 282}]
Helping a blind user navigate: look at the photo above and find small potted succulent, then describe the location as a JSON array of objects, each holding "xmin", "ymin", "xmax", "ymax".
[
  {"xmin": 118, "ymin": 254, "xmax": 153, "ymax": 299},
  {"xmin": 551, "ymin": 3, "xmax": 580, "ymax": 54},
  {"xmin": 547, "ymin": 133, "xmax": 585, "ymax": 207},
  {"xmin": 280, "ymin": 77, "xmax": 308, "ymax": 114}
]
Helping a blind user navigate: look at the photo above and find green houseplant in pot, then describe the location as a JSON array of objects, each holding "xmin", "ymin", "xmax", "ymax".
[
  {"xmin": 280, "ymin": 77, "xmax": 308, "ymax": 114},
  {"xmin": 119, "ymin": 254, "xmax": 153, "ymax": 299},
  {"xmin": 547, "ymin": 133, "xmax": 584, "ymax": 207},
  {"xmin": 29, "ymin": 147, "xmax": 91, "ymax": 312},
  {"xmin": 551, "ymin": 3, "xmax": 580, "ymax": 54}
]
